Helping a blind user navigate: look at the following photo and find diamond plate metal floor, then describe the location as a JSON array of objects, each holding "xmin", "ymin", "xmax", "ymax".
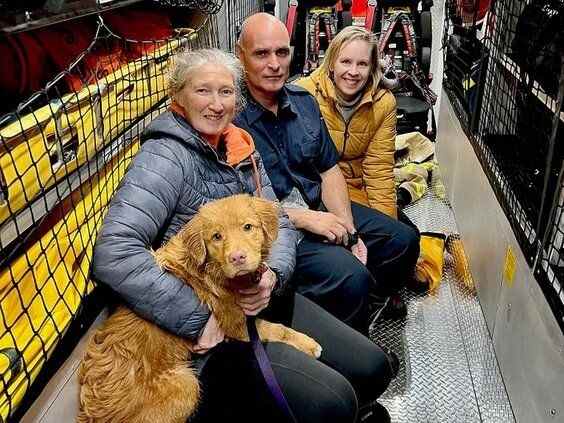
[{"xmin": 369, "ymin": 174, "xmax": 516, "ymax": 423}]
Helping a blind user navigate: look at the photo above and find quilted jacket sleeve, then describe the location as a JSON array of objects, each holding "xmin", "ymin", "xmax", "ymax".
[
  {"xmin": 363, "ymin": 92, "xmax": 398, "ymax": 218},
  {"xmin": 294, "ymin": 75, "xmax": 315, "ymax": 95},
  {"xmin": 92, "ymin": 138, "xmax": 210, "ymax": 340},
  {"xmin": 254, "ymin": 152, "xmax": 298, "ymax": 293}
]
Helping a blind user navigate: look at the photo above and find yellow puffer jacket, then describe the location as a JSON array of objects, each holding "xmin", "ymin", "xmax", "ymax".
[{"xmin": 296, "ymin": 68, "xmax": 397, "ymax": 218}]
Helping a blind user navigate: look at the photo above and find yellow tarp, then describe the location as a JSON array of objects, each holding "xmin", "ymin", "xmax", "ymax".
[
  {"xmin": 0, "ymin": 39, "xmax": 178, "ymax": 225},
  {"xmin": 0, "ymin": 140, "xmax": 139, "ymax": 421},
  {"xmin": 0, "ymin": 35, "xmax": 188, "ymax": 421}
]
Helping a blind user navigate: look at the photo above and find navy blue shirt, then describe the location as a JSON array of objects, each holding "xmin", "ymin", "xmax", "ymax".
[{"xmin": 234, "ymin": 85, "xmax": 339, "ymax": 209}]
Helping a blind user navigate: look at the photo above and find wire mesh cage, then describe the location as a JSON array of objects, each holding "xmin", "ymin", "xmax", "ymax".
[
  {"xmin": 151, "ymin": 0, "xmax": 225, "ymax": 14},
  {"xmin": 477, "ymin": 0, "xmax": 563, "ymax": 257},
  {"xmin": 538, "ymin": 162, "xmax": 564, "ymax": 332},
  {"xmin": 0, "ymin": 7, "xmax": 223, "ymax": 420},
  {"xmin": 443, "ymin": 0, "xmax": 564, "ymax": 332}
]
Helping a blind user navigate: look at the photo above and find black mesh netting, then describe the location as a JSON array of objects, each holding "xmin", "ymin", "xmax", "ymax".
[
  {"xmin": 151, "ymin": 0, "xmax": 225, "ymax": 14},
  {"xmin": 443, "ymin": 0, "xmax": 564, "ymax": 333},
  {"xmin": 0, "ymin": 4, "xmax": 236, "ymax": 420}
]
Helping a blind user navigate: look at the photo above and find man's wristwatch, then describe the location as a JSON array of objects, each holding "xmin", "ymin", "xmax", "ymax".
[{"xmin": 345, "ymin": 231, "xmax": 359, "ymax": 250}]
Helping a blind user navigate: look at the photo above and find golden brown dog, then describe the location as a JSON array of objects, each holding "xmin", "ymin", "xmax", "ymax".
[{"xmin": 77, "ymin": 194, "xmax": 321, "ymax": 423}]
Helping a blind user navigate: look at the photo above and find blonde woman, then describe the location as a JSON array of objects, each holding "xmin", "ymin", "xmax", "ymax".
[
  {"xmin": 297, "ymin": 26, "xmax": 422, "ymax": 312},
  {"xmin": 297, "ymin": 25, "xmax": 397, "ymax": 219}
]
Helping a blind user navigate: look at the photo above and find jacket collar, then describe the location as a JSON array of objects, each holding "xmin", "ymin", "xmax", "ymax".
[
  {"xmin": 169, "ymin": 102, "xmax": 255, "ymax": 166},
  {"xmin": 221, "ymin": 124, "xmax": 255, "ymax": 166},
  {"xmin": 244, "ymin": 85, "xmax": 298, "ymax": 125},
  {"xmin": 308, "ymin": 67, "xmax": 388, "ymax": 107}
]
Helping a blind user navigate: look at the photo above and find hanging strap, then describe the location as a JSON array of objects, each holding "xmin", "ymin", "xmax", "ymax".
[
  {"xmin": 378, "ymin": 11, "xmax": 401, "ymax": 52},
  {"xmin": 286, "ymin": 0, "xmax": 299, "ymax": 40},
  {"xmin": 400, "ymin": 14, "xmax": 417, "ymax": 57},
  {"xmin": 250, "ymin": 154, "xmax": 263, "ymax": 198},
  {"xmin": 365, "ymin": 0, "xmax": 378, "ymax": 31},
  {"xmin": 248, "ymin": 143, "xmax": 294, "ymax": 421},
  {"xmin": 247, "ymin": 317, "xmax": 297, "ymax": 422}
]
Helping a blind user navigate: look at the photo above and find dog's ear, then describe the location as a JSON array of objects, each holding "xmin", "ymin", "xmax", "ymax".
[
  {"xmin": 156, "ymin": 216, "xmax": 207, "ymax": 278},
  {"xmin": 181, "ymin": 215, "xmax": 207, "ymax": 268},
  {"xmin": 251, "ymin": 197, "xmax": 279, "ymax": 248}
]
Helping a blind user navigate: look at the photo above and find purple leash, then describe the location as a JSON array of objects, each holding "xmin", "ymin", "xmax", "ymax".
[{"xmin": 247, "ymin": 317, "xmax": 297, "ymax": 422}]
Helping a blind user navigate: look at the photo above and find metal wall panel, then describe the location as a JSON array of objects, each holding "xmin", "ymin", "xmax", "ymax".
[
  {"xmin": 436, "ymin": 94, "xmax": 506, "ymax": 332},
  {"xmin": 437, "ymin": 94, "xmax": 564, "ymax": 423},
  {"xmin": 434, "ymin": 91, "xmax": 460, "ymax": 210},
  {"xmin": 494, "ymin": 256, "xmax": 564, "ymax": 423}
]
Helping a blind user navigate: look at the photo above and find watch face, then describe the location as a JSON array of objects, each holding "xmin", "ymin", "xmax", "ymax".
[
  {"xmin": 346, "ymin": 231, "xmax": 359, "ymax": 249},
  {"xmin": 351, "ymin": 232, "xmax": 359, "ymax": 245}
]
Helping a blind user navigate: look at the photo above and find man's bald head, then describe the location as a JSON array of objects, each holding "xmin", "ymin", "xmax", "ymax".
[
  {"xmin": 238, "ymin": 12, "xmax": 289, "ymax": 49},
  {"xmin": 236, "ymin": 12, "xmax": 291, "ymax": 104}
]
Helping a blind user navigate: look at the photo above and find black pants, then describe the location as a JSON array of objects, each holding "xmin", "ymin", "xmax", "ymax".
[
  {"xmin": 191, "ymin": 294, "xmax": 394, "ymax": 423},
  {"xmin": 291, "ymin": 202, "xmax": 420, "ymax": 330}
]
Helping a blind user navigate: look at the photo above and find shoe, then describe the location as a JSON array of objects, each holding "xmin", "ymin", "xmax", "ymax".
[
  {"xmin": 406, "ymin": 273, "xmax": 430, "ymax": 294},
  {"xmin": 359, "ymin": 401, "xmax": 391, "ymax": 423},
  {"xmin": 368, "ymin": 294, "xmax": 407, "ymax": 321},
  {"xmin": 386, "ymin": 295, "xmax": 407, "ymax": 319}
]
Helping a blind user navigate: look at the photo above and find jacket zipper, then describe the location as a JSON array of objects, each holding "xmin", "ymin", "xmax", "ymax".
[
  {"xmin": 333, "ymin": 102, "xmax": 352, "ymax": 159},
  {"xmin": 322, "ymin": 81, "xmax": 383, "ymax": 160},
  {"xmin": 342, "ymin": 120, "xmax": 351, "ymax": 159},
  {"xmin": 330, "ymin": 96, "xmax": 378, "ymax": 174},
  {"xmin": 199, "ymin": 138, "xmax": 250, "ymax": 193}
]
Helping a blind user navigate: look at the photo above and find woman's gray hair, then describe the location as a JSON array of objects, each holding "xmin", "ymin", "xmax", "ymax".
[{"xmin": 168, "ymin": 48, "xmax": 246, "ymax": 111}]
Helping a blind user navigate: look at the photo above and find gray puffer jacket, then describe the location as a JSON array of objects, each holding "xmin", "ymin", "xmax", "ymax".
[{"xmin": 91, "ymin": 111, "xmax": 298, "ymax": 340}]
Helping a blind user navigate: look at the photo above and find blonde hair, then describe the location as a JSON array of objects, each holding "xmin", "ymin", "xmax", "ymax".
[
  {"xmin": 167, "ymin": 48, "xmax": 246, "ymax": 111},
  {"xmin": 320, "ymin": 26, "xmax": 383, "ymax": 91}
]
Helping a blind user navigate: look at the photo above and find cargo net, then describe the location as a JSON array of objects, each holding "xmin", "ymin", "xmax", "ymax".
[
  {"xmin": 151, "ymin": 0, "xmax": 224, "ymax": 14},
  {"xmin": 0, "ymin": 9, "xmax": 219, "ymax": 421},
  {"xmin": 446, "ymin": 0, "xmax": 564, "ymax": 332}
]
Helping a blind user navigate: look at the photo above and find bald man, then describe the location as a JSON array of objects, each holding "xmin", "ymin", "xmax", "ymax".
[
  {"xmin": 192, "ymin": 13, "xmax": 409, "ymax": 423},
  {"xmin": 235, "ymin": 13, "xmax": 419, "ymax": 328},
  {"xmin": 235, "ymin": 12, "xmax": 419, "ymax": 328}
]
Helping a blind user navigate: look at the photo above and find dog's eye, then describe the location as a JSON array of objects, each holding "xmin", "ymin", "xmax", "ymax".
[
  {"xmin": 212, "ymin": 232, "xmax": 223, "ymax": 241},
  {"xmin": 243, "ymin": 223, "xmax": 253, "ymax": 231}
]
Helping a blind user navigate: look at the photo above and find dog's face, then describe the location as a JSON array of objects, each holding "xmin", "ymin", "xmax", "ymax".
[{"xmin": 177, "ymin": 195, "xmax": 279, "ymax": 281}]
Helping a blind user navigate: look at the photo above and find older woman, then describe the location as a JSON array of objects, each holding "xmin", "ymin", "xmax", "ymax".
[{"xmin": 92, "ymin": 49, "xmax": 395, "ymax": 422}]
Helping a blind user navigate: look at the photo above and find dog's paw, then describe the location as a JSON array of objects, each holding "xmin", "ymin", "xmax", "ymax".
[
  {"xmin": 292, "ymin": 334, "xmax": 322, "ymax": 359},
  {"xmin": 312, "ymin": 343, "xmax": 323, "ymax": 359}
]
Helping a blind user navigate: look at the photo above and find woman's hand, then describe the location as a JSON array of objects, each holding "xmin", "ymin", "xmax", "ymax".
[
  {"xmin": 351, "ymin": 237, "xmax": 368, "ymax": 265},
  {"xmin": 237, "ymin": 266, "xmax": 277, "ymax": 316},
  {"xmin": 193, "ymin": 313, "xmax": 225, "ymax": 354}
]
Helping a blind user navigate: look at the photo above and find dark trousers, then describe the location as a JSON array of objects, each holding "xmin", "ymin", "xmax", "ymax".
[
  {"xmin": 191, "ymin": 293, "xmax": 393, "ymax": 423},
  {"xmin": 291, "ymin": 202, "xmax": 420, "ymax": 330}
]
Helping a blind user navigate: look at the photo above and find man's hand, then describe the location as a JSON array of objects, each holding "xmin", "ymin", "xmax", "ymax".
[
  {"xmin": 287, "ymin": 208, "xmax": 355, "ymax": 245},
  {"xmin": 351, "ymin": 237, "xmax": 368, "ymax": 265},
  {"xmin": 237, "ymin": 266, "xmax": 277, "ymax": 316},
  {"xmin": 193, "ymin": 313, "xmax": 225, "ymax": 354}
]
